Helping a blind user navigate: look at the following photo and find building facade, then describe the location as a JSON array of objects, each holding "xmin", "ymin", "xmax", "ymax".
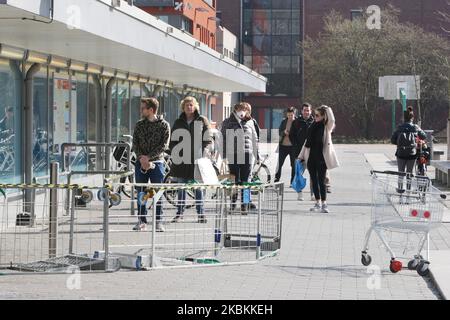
[
  {"xmin": 136, "ymin": 0, "xmax": 218, "ymax": 50},
  {"xmin": 0, "ymin": 0, "xmax": 265, "ymax": 186},
  {"xmin": 214, "ymin": 26, "xmax": 240, "ymax": 124},
  {"xmin": 219, "ymin": 0, "xmax": 449, "ymax": 135},
  {"xmin": 219, "ymin": 0, "xmax": 304, "ymax": 133}
]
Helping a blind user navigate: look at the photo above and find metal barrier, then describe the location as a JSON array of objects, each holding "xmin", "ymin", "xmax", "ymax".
[
  {"xmin": 0, "ymin": 183, "xmax": 116, "ymax": 273},
  {"xmin": 0, "ymin": 181, "xmax": 284, "ymax": 273},
  {"xmin": 101, "ymin": 182, "xmax": 284, "ymax": 270}
]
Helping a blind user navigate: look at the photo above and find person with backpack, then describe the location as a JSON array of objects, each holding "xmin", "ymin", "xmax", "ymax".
[{"xmin": 391, "ymin": 106, "xmax": 427, "ymax": 180}]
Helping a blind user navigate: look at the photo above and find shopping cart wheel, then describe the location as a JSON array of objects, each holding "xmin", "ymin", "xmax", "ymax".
[
  {"xmin": 80, "ymin": 190, "xmax": 93, "ymax": 204},
  {"xmin": 407, "ymin": 259, "xmax": 420, "ymax": 270},
  {"xmin": 97, "ymin": 189, "xmax": 107, "ymax": 201},
  {"xmin": 110, "ymin": 193, "xmax": 122, "ymax": 207},
  {"xmin": 361, "ymin": 253, "xmax": 372, "ymax": 266},
  {"xmin": 389, "ymin": 260, "xmax": 402, "ymax": 273},
  {"xmin": 416, "ymin": 261, "xmax": 430, "ymax": 277}
]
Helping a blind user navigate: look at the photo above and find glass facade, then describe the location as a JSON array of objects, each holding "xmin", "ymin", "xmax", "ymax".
[
  {"xmin": 0, "ymin": 54, "xmax": 209, "ymax": 183},
  {"xmin": 243, "ymin": 0, "xmax": 302, "ymax": 97},
  {"xmin": 0, "ymin": 59, "xmax": 22, "ymax": 183}
]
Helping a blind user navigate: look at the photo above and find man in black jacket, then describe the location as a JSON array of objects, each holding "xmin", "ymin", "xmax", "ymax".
[
  {"xmin": 291, "ymin": 103, "xmax": 315, "ymax": 201},
  {"xmin": 274, "ymin": 107, "xmax": 297, "ymax": 184}
]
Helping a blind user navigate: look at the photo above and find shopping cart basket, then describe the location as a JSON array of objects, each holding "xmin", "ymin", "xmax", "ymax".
[{"xmin": 360, "ymin": 170, "xmax": 446, "ymax": 276}]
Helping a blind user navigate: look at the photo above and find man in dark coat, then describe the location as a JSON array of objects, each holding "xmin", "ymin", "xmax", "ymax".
[
  {"xmin": 168, "ymin": 96, "xmax": 212, "ymax": 223},
  {"xmin": 291, "ymin": 103, "xmax": 314, "ymax": 201}
]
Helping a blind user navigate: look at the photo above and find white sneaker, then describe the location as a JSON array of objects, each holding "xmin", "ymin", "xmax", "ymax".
[
  {"xmin": 310, "ymin": 203, "xmax": 321, "ymax": 212},
  {"xmin": 132, "ymin": 223, "xmax": 147, "ymax": 231},
  {"xmin": 156, "ymin": 222, "xmax": 165, "ymax": 232},
  {"xmin": 297, "ymin": 192, "xmax": 304, "ymax": 201},
  {"xmin": 321, "ymin": 204, "xmax": 329, "ymax": 213}
]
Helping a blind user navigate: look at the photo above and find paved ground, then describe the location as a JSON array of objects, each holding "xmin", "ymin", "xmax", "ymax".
[{"xmin": 0, "ymin": 144, "xmax": 446, "ymax": 300}]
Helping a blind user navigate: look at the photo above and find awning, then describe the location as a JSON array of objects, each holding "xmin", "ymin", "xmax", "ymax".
[{"xmin": 0, "ymin": 0, "xmax": 266, "ymax": 93}]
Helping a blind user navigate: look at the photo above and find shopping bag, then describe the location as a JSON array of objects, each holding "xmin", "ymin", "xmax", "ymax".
[
  {"xmin": 291, "ymin": 159, "xmax": 307, "ymax": 192},
  {"xmin": 194, "ymin": 157, "xmax": 220, "ymax": 185}
]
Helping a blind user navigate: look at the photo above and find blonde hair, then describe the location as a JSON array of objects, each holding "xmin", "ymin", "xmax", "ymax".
[{"xmin": 180, "ymin": 96, "xmax": 200, "ymax": 112}]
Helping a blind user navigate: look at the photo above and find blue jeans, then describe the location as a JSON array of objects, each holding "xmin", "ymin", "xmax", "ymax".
[
  {"xmin": 135, "ymin": 161, "xmax": 165, "ymax": 223},
  {"xmin": 172, "ymin": 177, "xmax": 204, "ymax": 215}
]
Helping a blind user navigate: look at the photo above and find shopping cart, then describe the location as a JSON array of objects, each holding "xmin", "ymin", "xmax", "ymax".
[{"xmin": 361, "ymin": 170, "xmax": 446, "ymax": 276}]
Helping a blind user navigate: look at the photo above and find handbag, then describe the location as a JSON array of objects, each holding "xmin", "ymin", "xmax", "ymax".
[
  {"xmin": 194, "ymin": 157, "xmax": 220, "ymax": 185},
  {"xmin": 291, "ymin": 159, "xmax": 307, "ymax": 192}
]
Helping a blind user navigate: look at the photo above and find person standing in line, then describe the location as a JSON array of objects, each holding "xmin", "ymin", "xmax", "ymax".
[
  {"xmin": 298, "ymin": 105, "xmax": 339, "ymax": 213},
  {"xmin": 169, "ymin": 96, "xmax": 212, "ymax": 223},
  {"xmin": 391, "ymin": 106, "xmax": 426, "ymax": 190},
  {"xmin": 291, "ymin": 103, "xmax": 315, "ymax": 201},
  {"xmin": 221, "ymin": 102, "xmax": 259, "ymax": 213},
  {"xmin": 274, "ymin": 107, "xmax": 297, "ymax": 184},
  {"xmin": 132, "ymin": 97, "xmax": 170, "ymax": 232}
]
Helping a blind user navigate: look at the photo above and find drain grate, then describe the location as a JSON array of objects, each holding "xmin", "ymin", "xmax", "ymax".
[{"xmin": 10, "ymin": 255, "xmax": 105, "ymax": 272}]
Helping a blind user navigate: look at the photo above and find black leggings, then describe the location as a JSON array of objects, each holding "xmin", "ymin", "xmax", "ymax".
[{"xmin": 308, "ymin": 160, "xmax": 327, "ymax": 201}]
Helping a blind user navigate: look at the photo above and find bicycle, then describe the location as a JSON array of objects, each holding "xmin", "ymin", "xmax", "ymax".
[{"xmin": 251, "ymin": 153, "xmax": 271, "ymax": 184}]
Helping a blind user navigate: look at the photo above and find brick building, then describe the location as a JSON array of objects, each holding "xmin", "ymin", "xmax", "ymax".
[
  {"xmin": 218, "ymin": 0, "xmax": 449, "ymax": 137},
  {"xmin": 136, "ymin": 0, "xmax": 218, "ymax": 50}
]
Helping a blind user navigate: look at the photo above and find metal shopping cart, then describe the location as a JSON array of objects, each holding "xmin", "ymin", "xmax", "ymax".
[{"xmin": 361, "ymin": 170, "xmax": 446, "ymax": 276}]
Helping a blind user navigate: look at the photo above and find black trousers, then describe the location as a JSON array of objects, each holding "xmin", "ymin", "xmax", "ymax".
[
  {"xmin": 275, "ymin": 145, "xmax": 297, "ymax": 183},
  {"xmin": 307, "ymin": 159, "xmax": 327, "ymax": 201}
]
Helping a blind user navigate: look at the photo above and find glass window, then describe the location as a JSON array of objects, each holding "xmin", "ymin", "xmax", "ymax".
[
  {"xmin": 0, "ymin": 59, "xmax": 22, "ymax": 183},
  {"xmin": 272, "ymin": 19, "xmax": 290, "ymax": 35},
  {"xmin": 292, "ymin": 56, "xmax": 301, "ymax": 74},
  {"xmin": 272, "ymin": 36, "xmax": 291, "ymax": 55},
  {"xmin": 252, "ymin": 18, "xmax": 271, "ymax": 35},
  {"xmin": 272, "ymin": 56, "xmax": 291, "ymax": 73},
  {"xmin": 243, "ymin": 0, "xmax": 271, "ymax": 9},
  {"xmin": 118, "ymin": 81, "xmax": 130, "ymax": 140},
  {"xmin": 272, "ymin": 10, "xmax": 291, "ymax": 19},
  {"xmin": 244, "ymin": 55, "xmax": 253, "ymax": 68},
  {"xmin": 253, "ymin": 56, "xmax": 271, "ymax": 74},
  {"xmin": 272, "ymin": 0, "xmax": 291, "ymax": 9},
  {"xmin": 87, "ymin": 75, "xmax": 99, "ymax": 142},
  {"xmin": 291, "ymin": 18, "xmax": 300, "ymax": 35},
  {"xmin": 267, "ymin": 74, "xmax": 292, "ymax": 95},
  {"xmin": 130, "ymin": 83, "xmax": 141, "ymax": 133},
  {"xmin": 252, "ymin": 36, "xmax": 271, "ymax": 55},
  {"xmin": 33, "ymin": 68, "xmax": 50, "ymax": 177}
]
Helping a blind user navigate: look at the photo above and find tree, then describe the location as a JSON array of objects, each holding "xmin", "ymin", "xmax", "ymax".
[{"xmin": 301, "ymin": 6, "xmax": 450, "ymax": 139}]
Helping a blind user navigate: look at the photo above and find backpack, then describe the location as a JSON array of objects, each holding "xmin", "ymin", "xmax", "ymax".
[{"xmin": 397, "ymin": 130, "xmax": 417, "ymax": 158}]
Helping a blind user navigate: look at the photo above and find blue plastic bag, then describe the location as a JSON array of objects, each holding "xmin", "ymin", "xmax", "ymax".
[{"xmin": 291, "ymin": 159, "xmax": 307, "ymax": 192}]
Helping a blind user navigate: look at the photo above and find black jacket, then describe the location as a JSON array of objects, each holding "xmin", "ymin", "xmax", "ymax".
[
  {"xmin": 291, "ymin": 115, "xmax": 314, "ymax": 153},
  {"xmin": 278, "ymin": 118, "xmax": 295, "ymax": 145},
  {"xmin": 168, "ymin": 111, "xmax": 212, "ymax": 179},
  {"xmin": 391, "ymin": 122, "xmax": 427, "ymax": 160}
]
